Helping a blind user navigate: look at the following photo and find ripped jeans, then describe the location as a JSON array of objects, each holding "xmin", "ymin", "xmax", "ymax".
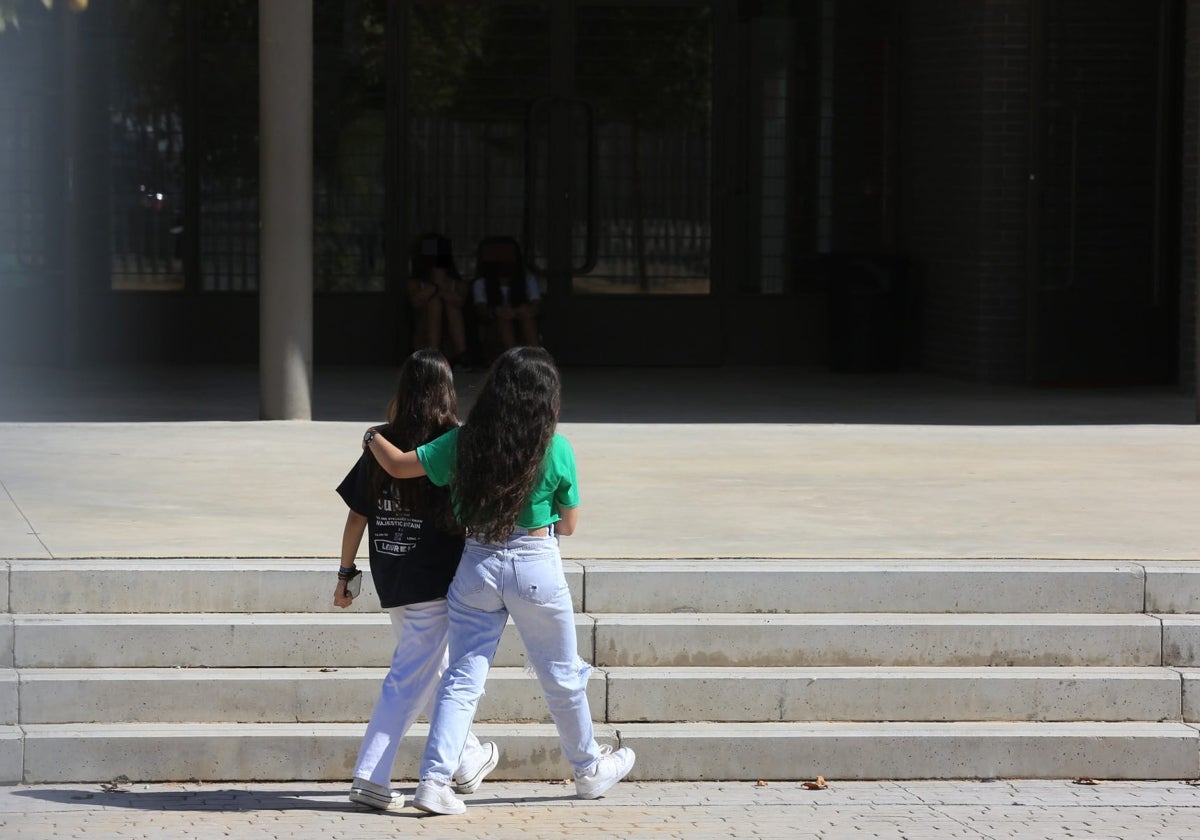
[{"xmin": 419, "ymin": 529, "xmax": 600, "ymax": 783}]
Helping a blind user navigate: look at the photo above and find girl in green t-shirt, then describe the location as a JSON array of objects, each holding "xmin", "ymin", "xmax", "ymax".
[{"xmin": 365, "ymin": 346, "xmax": 635, "ymax": 815}]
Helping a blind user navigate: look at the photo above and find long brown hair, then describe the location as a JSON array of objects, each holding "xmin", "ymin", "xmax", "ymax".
[
  {"xmin": 369, "ymin": 349, "xmax": 458, "ymax": 514},
  {"xmin": 452, "ymin": 346, "xmax": 560, "ymax": 543}
]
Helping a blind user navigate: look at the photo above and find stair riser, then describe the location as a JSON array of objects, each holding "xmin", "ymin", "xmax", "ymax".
[
  {"xmin": 12, "ymin": 617, "xmax": 593, "ymax": 668},
  {"xmin": 0, "ymin": 674, "xmax": 13, "ymax": 725},
  {"xmin": 15, "ymin": 561, "xmax": 1200, "ymax": 615},
  {"xmin": 1145, "ymin": 565, "xmax": 1200, "ymax": 613},
  {"xmin": 12, "ymin": 669, "xmax": 1186, "ymax": 725},
  {"xmin": 595, "ymin": 623, "xmax": 1164, "ymax": 667},
  {"xmin": 9, "ymin": 723, "xmax": 1198, "ymax": 784},
  {"xmin": 621, "ymin": 725, "xmax": 1200, "ymax": 781},
  {"xmin": 1185, "ymin": 673, "xmax": 1200, "ymax": 721},
  {"xmin": 1163, "ymin": 620, "xmax": 1200, "ymax": 667},
  {"xmin": 0, "ymin": 728, "xmax": 19, "ymax": 782},
  {"xmin": 585, "ymin": 567, "xmax": 1147, "ymax": 614},
  {"xmin": 606, "ymin": 672, "xmax": 1184, "ymax": 723},
  {"xmin": 7, "ymin": 564, "xmax": 585, "ymax": 615},
  {"xmin": 17, "ymin": 671, "xmax": 606, "ymax": 725}
]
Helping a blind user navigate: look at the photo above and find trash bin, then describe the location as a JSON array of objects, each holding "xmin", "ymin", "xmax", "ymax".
[{"xmin": 824, "ymin": 254, "xmax": 907, "ymax": 373}]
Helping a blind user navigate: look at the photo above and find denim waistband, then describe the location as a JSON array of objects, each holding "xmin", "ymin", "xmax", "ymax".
[
  {"xmin": 468, "ymin": 524, "xmax": 555, "ymax": 548},
  {"xmin": 511, "ymin": 524, "xmax": 554, "ymax": 537}
]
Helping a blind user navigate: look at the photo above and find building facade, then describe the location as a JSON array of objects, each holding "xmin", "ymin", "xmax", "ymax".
[{"xmin": 1, "ymin": 0, "xmax": 1196, "ymax": 389}]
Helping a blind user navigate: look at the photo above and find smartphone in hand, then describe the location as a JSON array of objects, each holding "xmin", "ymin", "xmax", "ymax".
[{"xmin": 344, "ymin": 568, "xmax": 363, "ymax": 599}]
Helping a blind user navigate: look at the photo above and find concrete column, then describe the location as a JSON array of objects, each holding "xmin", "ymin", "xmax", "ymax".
[{"xmin": 258, "ymin": 0, "xmax": 313, "ymax": 420}]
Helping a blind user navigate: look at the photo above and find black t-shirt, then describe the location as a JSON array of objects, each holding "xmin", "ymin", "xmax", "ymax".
[{"xmin": 336, "ymin": 454, "xmax": 465, "ymax": 609}]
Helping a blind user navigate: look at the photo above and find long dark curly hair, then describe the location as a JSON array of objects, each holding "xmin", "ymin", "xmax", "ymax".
[
  {"xmin": 369, "ymin": 348, "xmax": 459, "ymax": 514},
  {"xmin": 452, "ymin": 346, "xmax": 561, "ymax": 543}
]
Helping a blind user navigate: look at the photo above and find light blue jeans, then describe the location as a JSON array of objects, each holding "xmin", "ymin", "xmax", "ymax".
[
  {"xmin": 353, "ymin": 598, "xmax": 486, "ymax": 786},
  {"xmin": 419, "ymin": 530, "xmax": 600, "ymax": 784}
]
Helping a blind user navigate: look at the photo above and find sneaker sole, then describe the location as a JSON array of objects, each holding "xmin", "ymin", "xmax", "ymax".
[
  {"xmin": 413, "ymin": 796, "xmax": 466, "ymax": 816},
  {"xmin": 349, "ymin": 788, "xmax": 405, "ymax": 811},
  {"xmin": 454, "ymin": 743, "xmax": 499, "ymax": 794}
]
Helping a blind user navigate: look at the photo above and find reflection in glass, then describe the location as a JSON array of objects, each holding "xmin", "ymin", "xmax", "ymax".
[
  {"xmin": 196, "ymin": 0, "xmax": 259, "ymax": 292},
  {"xmin": 109, "ymin": 0, "xmax": 186, "ymax": 292},
  {"xmin": 0, "ymin": 4, "xmax": 51, "ymax": 290},
  {"xmin": 406, "ymin": 3, "xmax": 551, "ymax": 279},
  {"xmin": 314, "ymin": 0, "xmax": 387, "ymax": 292},
  {"xmin": 574, "ymin": 4, "xmax": 712, "ymax": 295}
]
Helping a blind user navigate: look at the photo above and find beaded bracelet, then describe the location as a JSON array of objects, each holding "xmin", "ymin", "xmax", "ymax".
[{"xmin": 337, "ymin": 565, "xmax": 358, "ymax": 580}]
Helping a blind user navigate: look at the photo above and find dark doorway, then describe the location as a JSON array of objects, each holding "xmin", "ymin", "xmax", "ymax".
[{"xmin": 1029, "ymin": 0, "xmax": 1181, "ymax": 384}]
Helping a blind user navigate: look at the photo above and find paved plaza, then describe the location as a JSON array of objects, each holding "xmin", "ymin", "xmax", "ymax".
[
  {"xmin": 3, "ymin": 363, "xmax": 1200, "ymax": 837},
  {"xmin": 2, "ymin": 779, "xmax": 1200, "ymax": 839}
]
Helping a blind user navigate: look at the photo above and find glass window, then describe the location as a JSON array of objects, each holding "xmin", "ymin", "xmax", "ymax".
[
  {"xmin": 573, "ymin": 3, "xmax": 712, "ymax": 295},
  {"xmin": 196, "ymin": 0, "xmax": 259, "ymax": 293},
  {"xmin": 314, "ymin": 0, "xmax": 387, "ymax": 293},
  {"xmin": 0, "ymin": 3, "xmax": 52, "ymax": 291},
  {"xmin": 108, "ymin": 0, "xmax": 186, "ymax": 292},
  {"xmin": 405, "ymin": 2, "xmax": 551, "ymax": 276}
]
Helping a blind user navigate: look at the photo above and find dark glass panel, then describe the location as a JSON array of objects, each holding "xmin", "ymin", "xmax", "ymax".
[
  {"xmin": 405, "ymin": 2, "xmax": 551, "ymax": 276},
  {"xmin": 108, "ymin": 0, "xmax": 186, "ymax": 291},
  {"xmin": 195, "ymin": 0, "xmax": 259, "ymax": 293},
  {"xmin": 0, "ymin": 3, "xmax": 53, "ymax": 290},
  {"xmin": 573, "ymin": 3, "xmax": 712, "ymax": 295},
  {"xmin": 314, "ymin": 0, "xmax": 387, "ymax": 293}
]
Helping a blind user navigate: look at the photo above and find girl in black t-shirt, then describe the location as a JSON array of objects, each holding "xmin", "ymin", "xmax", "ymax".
[{"xmin": 333, "ymin": 349, "xmax": 498, "ymax": 811}]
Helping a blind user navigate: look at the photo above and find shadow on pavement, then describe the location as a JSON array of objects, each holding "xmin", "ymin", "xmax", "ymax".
[
  {"xmin": 10, "ymin": 785, "xmax": 581, "ymax": 814},
  {"xmin": 1, "ymin": 363, "xmax": 1195, "ymax": 425}
]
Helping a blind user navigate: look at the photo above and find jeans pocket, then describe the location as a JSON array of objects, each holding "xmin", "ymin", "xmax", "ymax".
[
  {"xmin": 451, "ymin": 557, "xmax": 488, "ymax": 598},
  {"xmin": 513, "ymin": 556, "xmax": 568, "ymax": 606}
]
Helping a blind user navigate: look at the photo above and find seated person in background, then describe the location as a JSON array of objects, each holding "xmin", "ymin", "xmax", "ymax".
[
  {"xmin": 472, "ymin": 236, "xmax": 541, "ymax": 355},
  {"xmin": 407, "ymin": 233, "xmax": 467, "ymax": 364}
]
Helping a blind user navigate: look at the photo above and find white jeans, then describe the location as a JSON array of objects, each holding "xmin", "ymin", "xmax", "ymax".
[
  {"xmin": 352, "ymin": 598, "xmax": 486, "ymax": 786},
  {"xmin": 419, "ymin": 532, "xmax": 600, "ymax": 784}
]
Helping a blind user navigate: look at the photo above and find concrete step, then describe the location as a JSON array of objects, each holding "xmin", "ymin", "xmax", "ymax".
[
  {"xmin": 604, "ymin": 666, "xmax": 1186, "ymax": 723},
  {"xmin": 11, "ymin": 558, "xmax": 1200, "ymax": 615},
  {"xmin": 13, "ymin": 666, "xmax": 1185, "ymax": 725},
  {"xmin": 1162, "ymin": 616, "xmax": 1200, "ymax": 666},
  {"xmin": 1143, "ymin": 562, "xmax": 1200, "ymax": 613},
  {"xmin": 583, "ymin": 559, "xmax": 1151, "ymax": 614},
  {"xmin": 6, "ymin": 559, "xmax": 584, "ymax": 614},
  {"xmin": 15, "ymin": 612, "xmax": 1177, "ymax": 669},
  {"xmin": 12, "ymin": 613, "xmax": 593, "ymax": 668},
  {"xmin": 14, "ymin": 667, "xmax": 605, "ymax": 724},
  {"xmin": 0, "ymin": 669, "xmax": 13, "ymax": 725},
  {"xmin": 593, "ymin": 613, "xmax": 1165, "ymax": 667},
  {"xmin": 9, "ymin": 721, "xmax": 1198, "ymax": 783},
  {"xmin": 1184, "ymin": 669, "xmax": 1200, "ymax": 721}
]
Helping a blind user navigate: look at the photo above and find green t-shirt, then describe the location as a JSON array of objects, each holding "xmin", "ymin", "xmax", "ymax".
[{"xmin": 416, "ymin": 428, "xmax": 580, "ymax": 530}]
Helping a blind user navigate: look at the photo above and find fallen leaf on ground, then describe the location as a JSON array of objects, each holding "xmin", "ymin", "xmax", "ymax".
[
  {"xmin": 1072, "ymin": 777, "xmax": 1101, "ymax": 785},
  {"xmin": 802, "ymin": 776, "xmax": 828, "ymax": 790},
  {"xmin": 755, "ymin": 779, "xmax": 768, "ymax": 787}
]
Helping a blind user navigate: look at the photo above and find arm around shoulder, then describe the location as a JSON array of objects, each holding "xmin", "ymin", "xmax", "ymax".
[{"xmin": 366, "ymin": 433, "xmax": 426, "ymax": 479}]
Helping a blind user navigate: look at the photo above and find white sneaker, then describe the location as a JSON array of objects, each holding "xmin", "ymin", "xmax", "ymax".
[
  {"xmin": 574, "ymin": 745, "xmax": 636, "ymax": 800},
  {"xmin": 454, "ymin": 741, "xmax": 499, "ymax": 794},
  {"xmin": 412, "ymin": 779, "xmax": 466, "ymax": 816},
  {"xmin": 348, "ymin": 778, "xmax": 405, "ymax": 811}
]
